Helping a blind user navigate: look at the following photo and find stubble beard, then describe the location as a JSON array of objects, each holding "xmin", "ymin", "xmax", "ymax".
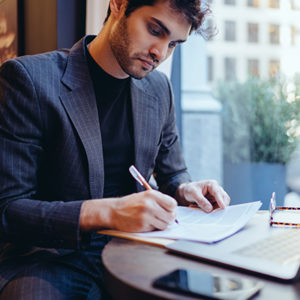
[{"xmin": 109, "ymin": 16, "xmax": 155, "ymax": 80}]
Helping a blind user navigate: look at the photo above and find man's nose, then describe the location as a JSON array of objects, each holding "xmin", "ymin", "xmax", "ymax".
[{"xmin": 149, "ymin": 42, "xmax": 169, "ymax": 63}]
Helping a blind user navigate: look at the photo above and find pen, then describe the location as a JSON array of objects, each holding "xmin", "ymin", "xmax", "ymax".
[{"xmin": 129, "ymin": 165, "xmax": 179, "ymax": 224}]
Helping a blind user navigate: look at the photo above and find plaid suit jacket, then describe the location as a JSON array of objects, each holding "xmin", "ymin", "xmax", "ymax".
[{"xmin": 0, "ymin": 36, "xmax": 190, "ymax": 289}]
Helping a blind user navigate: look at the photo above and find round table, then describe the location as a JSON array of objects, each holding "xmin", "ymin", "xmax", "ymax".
[{"xmin": 102, "ymin": 237, "xmax": 300, "ymax": 300}]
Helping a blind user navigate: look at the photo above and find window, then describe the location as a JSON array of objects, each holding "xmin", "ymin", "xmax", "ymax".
[
  {"xmin": 248, "ymin": 59, "xmax": 260, "ymax": 77},
  {"xmin": 291, "ymin": 0, "xmax": 300, "ymax": 10},
  {"xmin": 269, "ymin": 24, "xmax": 280, "ymax": 44},
  {"xmin": 205, "ymin": 17, "xmax": 217, "ymax": 41},
  {"xmin": 247, "ymin": 0, "xmax": 260, "ymax": 7},
  {"xmin": 224, "ymin": 0, "xmax": 236, "ymax": 4},
  {"xmin": 291, "ymin": 26, "xmax": 295, "ymax": 45},
  {"xmin": 181, "ymin": 0, "xmax": 300, "ymax": 211},
  {"xmin": 269, "ymin": 0, "xmax": 280, "ymax": 8},
  {"xmin": 291, "ymin": 26, "xmax": 300, "ymax": 46},
  {"xmin": 207, "ymin": 56, "xmax": 214, "ymax": 82},
  {"xmin": 225, "ymin": 21, "xmax": 236, "ymax": 41},
  {"xmin": 224, "ymin": 57, "xmax": 236, "ymax": 80},
  {"xmin": 248, "ymin": 23, "xmax": 259, "ymax": 43},
  {"xmin": 269, "ymin": 59, "xmax": 280, "ymax": 77}
]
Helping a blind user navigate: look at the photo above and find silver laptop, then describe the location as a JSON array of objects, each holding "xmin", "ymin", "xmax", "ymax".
[{"xmin": 166, "ymin": 214, "xmax": 300, "ymax": 281}]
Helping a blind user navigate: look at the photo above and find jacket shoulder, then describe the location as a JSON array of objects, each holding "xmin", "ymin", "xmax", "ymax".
[{"xmin": 5, "ymin": 49, "xmax": 70, "ymax": 74}]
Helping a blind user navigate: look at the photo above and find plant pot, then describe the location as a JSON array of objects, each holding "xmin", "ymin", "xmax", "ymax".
[{"xmin": 224, "ymin": 162, "xmax": 287, "ymax": 210}]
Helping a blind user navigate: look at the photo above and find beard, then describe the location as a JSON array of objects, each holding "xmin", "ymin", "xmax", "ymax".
[{"xmin": 109, "ymin": 15, "xmax": 157, "ymax": 80}]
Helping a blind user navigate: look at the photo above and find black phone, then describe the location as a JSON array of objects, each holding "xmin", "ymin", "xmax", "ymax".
[{"xmin": 153, "ymin": 269, "xmax": 263, "ymax": 299}]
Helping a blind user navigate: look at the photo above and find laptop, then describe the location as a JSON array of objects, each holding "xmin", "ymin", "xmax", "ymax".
[{"xmin": 166, "ymin": 213, "xmax": 300, "ymax": 282}]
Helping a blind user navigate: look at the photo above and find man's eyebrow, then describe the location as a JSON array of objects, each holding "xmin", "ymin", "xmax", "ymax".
[
  {"xmin": 151, "ymin": 17, "xmax": 170, "ymax": 35},
  {"xmin": 151, "ymin": 17, "xmax": 187, "ymax": 43}
]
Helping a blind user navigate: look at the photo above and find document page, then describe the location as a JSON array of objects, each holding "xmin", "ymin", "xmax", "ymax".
[{"xmin": 136, "ymin": 201, "xmax": 262, "ymax": 243}]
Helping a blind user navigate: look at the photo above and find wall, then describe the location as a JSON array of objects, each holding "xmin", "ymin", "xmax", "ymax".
[
  {"xmin": 22, "ymin": 0, "xmax": 86, "ymax": 55},
  {"xmin": 23, "ymin": 0, "xmax": 57, "ymax": 54}
]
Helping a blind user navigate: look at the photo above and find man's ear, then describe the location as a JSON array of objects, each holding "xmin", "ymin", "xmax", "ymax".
[{"xmin": 110, "ymin": 0, "xmax": 127, "ymax": 18}]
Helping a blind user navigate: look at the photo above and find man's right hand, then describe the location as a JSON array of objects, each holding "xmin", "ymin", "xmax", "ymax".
[{"xmin": 79, "ymin": 190, "xmax": 177, "ymax": 233}]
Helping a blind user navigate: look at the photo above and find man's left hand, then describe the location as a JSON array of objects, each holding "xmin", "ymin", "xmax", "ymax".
[{"xmin": 176, "ymin": 180, "xmax": 230, "ymax": 213}]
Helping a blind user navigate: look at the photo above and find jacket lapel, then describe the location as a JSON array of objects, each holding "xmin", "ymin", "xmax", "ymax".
[
  {"xmin": 58, "ymin": 37, "xmax": 161, "ymax": 196},
  {"xmin": 59, "ymin": 37, "xmax": 104, "ymax": 198},
  {"xmin": 130, "ymin": 79, "xmax": 160, "ymax": 192}
]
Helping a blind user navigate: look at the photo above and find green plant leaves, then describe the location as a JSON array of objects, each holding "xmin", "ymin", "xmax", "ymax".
[{"xmin": 215, "ymin": 76, "xmax": 300, "ymax": 164}]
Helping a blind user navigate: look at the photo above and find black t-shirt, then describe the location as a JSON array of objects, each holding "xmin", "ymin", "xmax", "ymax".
[{"xmin": 85, "ymin": 40, "xmax": 136, "ymax": 197}]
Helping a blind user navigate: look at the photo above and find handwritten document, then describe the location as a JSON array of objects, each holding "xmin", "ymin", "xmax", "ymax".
[{"xmin": 136, "ymin": 201, "xmax": 262, "ymax": 243}]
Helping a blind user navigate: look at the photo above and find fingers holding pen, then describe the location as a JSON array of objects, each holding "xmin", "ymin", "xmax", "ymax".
[
  {"xmin": 127, "ymin": 166, "xmax": 177, "ymax": 230},
  {"xmin": 141, "ymin": 190, "xmax": 177, "ymax": 230},
  {"xmin": 149, "ymin": 190, "xmax": 178, "ymax": 229},
  {"xmin": 112, "ymin": 190, "xmax": 177, "ymax": 232},
  {"xmin": 152, "ymin": 190, "xmax": 177, "ymax": 212}
]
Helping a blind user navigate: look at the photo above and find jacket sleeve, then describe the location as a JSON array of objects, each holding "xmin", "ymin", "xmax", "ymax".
[
  {"xmin": 0, "ymin": 59, "xmax": 88, "ymax": 250},
  {"xmin": 154, "ymin": 73, "xmax": 191, "ymax": 197}
]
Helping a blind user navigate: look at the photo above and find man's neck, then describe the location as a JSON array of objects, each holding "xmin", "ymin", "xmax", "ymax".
[{"xmin": 87, "ymin": 25, "xmax": 129, "ymax": 80}]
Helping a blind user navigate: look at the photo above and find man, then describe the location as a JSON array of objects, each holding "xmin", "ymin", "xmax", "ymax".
[{"xmin": 0, "ymin": 0, "xmax": 230, "ymax": 298}]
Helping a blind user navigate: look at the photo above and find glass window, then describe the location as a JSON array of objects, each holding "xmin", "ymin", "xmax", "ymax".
[
  {"xmin": 269, "ymin": 0, "xmax": 280, "ymax": 8},
  {"xmin": 180, "ymin": 0, "xmax": 300, "ymax": 211},
  {"xmin": 225, "ymin": 21, "xmax": 236, "ymax": 41},
  {"xmin": 205, "ymin": 17, "xmax": 217, "ymax": 41},
  {"xmin": 291, "ymin": 26, "xmax": 295, "ymax": 45},
  {"xmin": 224, "ymin": 57, "xmax": 236, "ymax": 80},
  {"xmin": 248, "ymin": 59, "xmax": 260, "ymax": 77},
  {"xmin": 224, "ymin": 0, "xmax": 236, "ymax": 4},
  {"xmin": 269, "ymin": 24, "xmax": 280, "ymax": 44},
  {"xmin": 291, "ymin": 26, "xmax": 300, "ymax": 46},
  {"xmin": 207, "ymin": 56, "xmax": 214, "ymax": 82},
  {"xmin": 248, "ymin": 23, "xmax": 259, "ymax": 43},
  {"xmin": 247, "ymin": 0, "xmax": 260, "ymax": 7},
  {"xmin": 291, "ymin": 0, "xmax": 300, "ymax": 10},
  {"xmin": 269, "ymin": 59, "xmax": 280, "ymax": 77}
]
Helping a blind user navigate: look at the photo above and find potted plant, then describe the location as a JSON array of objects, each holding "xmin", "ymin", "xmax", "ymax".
[{"xmin": 215, "ymin": 76, "xmax": 300, "ymax": 209}]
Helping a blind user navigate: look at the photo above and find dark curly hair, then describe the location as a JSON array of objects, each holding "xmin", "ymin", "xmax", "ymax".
[{"xmin": 104, "ymin": 0, "xmax": 211, "ymax": 36}]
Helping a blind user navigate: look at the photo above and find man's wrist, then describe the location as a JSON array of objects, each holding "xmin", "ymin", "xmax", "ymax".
[
  {"xmin": 79, "ymin": 198, "xmax": 115, "ymax": 232},
  {"xmin": 175, "ymin": 182, "xmax": 190, "ymax": 206}
]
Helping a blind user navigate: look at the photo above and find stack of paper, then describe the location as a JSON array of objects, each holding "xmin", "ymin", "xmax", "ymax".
[{"xmin": 136, "ymin": 201, "xmax": 262, "ymax": 243}]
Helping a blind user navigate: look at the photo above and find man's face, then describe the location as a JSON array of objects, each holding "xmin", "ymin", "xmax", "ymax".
[{"xmin": 109, "ymin": 1, "xmax": 191, "ymax": 79}]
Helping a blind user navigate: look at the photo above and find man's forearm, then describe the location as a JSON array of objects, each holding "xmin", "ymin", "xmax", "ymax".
[
  {"xmin": 1, "ymin": 198, "xmax": 83, "ymax": 249},
  {"xmin": 79, "ymin": 191, "xmax": 178, "ymax": 233}
]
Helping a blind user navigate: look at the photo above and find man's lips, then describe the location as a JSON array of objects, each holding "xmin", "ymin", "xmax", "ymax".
[{"xmin": 138, "ymin": 58, "xmax": 154, "ymax": 70}]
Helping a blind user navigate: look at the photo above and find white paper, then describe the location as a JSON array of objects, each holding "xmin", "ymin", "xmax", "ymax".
[{"xmin": 136, "ymin": 201, "xmax": 262, "ymax": 243}]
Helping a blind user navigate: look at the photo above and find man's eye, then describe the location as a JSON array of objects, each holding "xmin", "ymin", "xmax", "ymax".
[
  {"xmin": 169, "ymin": 41, "xmax": 177, "ymax": 48},
  {"xmin": 148, "ymin": 25, "xmax": 161, "ymax": 36}
]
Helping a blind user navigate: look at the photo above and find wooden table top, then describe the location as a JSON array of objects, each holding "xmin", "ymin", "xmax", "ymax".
[{"xmin": 102, "ymin": 237, "xmax": 300, "ymax": 300}]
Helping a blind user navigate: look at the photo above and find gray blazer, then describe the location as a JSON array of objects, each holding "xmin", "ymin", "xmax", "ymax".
[{"xmin": 0, "ymin": 36, "xmax": 190, "ymax": 288}]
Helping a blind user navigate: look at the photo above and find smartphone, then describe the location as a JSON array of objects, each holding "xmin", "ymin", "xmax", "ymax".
[{"xmin": 153, "ymin": 269, "xmax": 263, "ymax": 300}]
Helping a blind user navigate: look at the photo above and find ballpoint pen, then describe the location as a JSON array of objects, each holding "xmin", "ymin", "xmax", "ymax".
[{"xmin": 129, "ymin": 165, "xmax": 179, "ymax": 224}]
